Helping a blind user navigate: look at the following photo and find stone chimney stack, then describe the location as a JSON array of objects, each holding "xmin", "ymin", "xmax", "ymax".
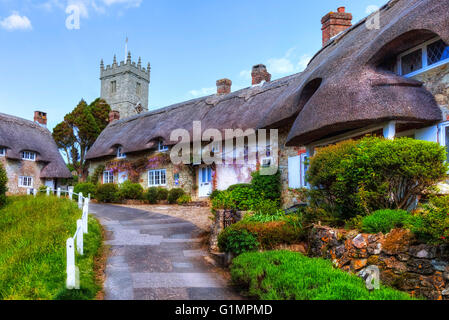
[
  {"xmin": 321, "ymin": 7, "xmax": 352, "ymax": 46},
  {"xmin": 34, "ymin": 111, "xmax": 47, "ymax": 127},
  {"xmin": 251, "ymin": 64, "xmax": 271, "ymax": 85},
  {"xmin": 109, "ymin": 110, "xmax": 120, "ymax": 123},
  {"xmin": 216, "ymin": 78, "xmax": 232, "ymax": 95}
]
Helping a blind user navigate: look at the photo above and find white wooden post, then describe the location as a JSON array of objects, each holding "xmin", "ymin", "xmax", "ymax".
[
  {"xmin": 76, "ymin": 220, "xmax": 84, "ymax": 255},
  {"xmin": 88, "ymin": 193, "xmax": 91, "ymax": 200},
  {"xmin": 57, "ymin": 187, "xmax": 61, "ymax": 198},
  {"xmin": 66, "ymin": 238, "xmax": 76, "ymax": 289},
  {"xmin": 68, "ymin": 186, "xmax": 74, "ymax": 200},
  {"xmin": 78, "ymin": 192, "xmax": 83, "ymax": 209},
  {"xmin": 46, "ymin": 187, "xmax": 50, "ymax": 196},
  {"xmin": 33, "ymin": 188, "xmax": 37, "ymax": 197},
  {"xmin": 27, "ymin": 188, "xmax": 31, "ymax": 196},
  {"xmin": 83, "ymin": 199, "xmax": 89, "ymax": 234}
]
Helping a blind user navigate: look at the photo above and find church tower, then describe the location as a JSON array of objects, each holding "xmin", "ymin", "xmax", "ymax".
[{"xmin": 100, "ymin": 52, "xmax": 150, "ymax": 119}]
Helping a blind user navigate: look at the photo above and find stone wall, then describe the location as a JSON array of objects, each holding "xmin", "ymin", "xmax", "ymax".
[
  {"xmin": 309, "ymin": 225, "xmax": 449, "ymax": 300},
  {"xmin": 1, "ymin": 157, "xmax": 44, "ymax": 194}
]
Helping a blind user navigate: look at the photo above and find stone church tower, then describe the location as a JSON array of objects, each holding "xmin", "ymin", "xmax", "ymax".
[{"xmin": 100, "ymin": 52, "xmax": 150, "ymax": 119}]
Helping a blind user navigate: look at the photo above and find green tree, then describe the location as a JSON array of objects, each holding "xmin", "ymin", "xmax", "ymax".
[{"xmin": 53, "ymin": 98, "xmax": 110, "ymax": 181}]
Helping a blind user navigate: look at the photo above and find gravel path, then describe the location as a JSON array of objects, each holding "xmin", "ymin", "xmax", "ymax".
[{"xmin": 90, "ymin": 203, "xmax": 241, "ymax": 300}]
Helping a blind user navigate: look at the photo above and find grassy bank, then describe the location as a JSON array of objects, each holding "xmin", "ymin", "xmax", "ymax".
[
  {"xmin": 0, "ymin": 196, "xmax": 103, "ymax": 300},
  {"xmin": 231, "ymin": 250, "xmax": 413, "ymax": 300}
]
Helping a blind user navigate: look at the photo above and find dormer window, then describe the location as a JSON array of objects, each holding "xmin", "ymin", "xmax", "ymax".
[
  {"xmin": 158, "ymin": 140, "xmax": 169, "ymax": 152},
  {"xmin": 117, "ymin": 147, "xmax": 126, "ymax": 159},
  {"xmin": 395, "ymin": 37, "xmax": 449, "ymax": 77},
  {"xmin": 21, "ymin": 151, "xmax": 36, "ymax": 161},
  {"xmin": 0, "ymin": 147, "xmax": 5, "ymax": 156}
]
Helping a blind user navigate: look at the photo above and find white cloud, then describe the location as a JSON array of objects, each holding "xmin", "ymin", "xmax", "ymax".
[
  {"xmin": 189, "ymin": 87, "xmax": 216, "ymax": 98},
  {"xmin": 240, "ymin": 49, "xmax": 312, "ymax": 79},
  {"xmin": 0, "ymin": 12, "xmax": 32, "ymax": 31},
  {"xmin": 102, "ymin": 0, "xmax": 142, "ymax": 7},
  {"xmin": 239, "ymin": 69, "xmax": 252, "ymax": 81}
]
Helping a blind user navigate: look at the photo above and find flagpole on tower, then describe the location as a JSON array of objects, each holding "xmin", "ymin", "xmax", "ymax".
[{"xmin": 125, "ymin": 36, "xmax": 128, "ymax": 61}]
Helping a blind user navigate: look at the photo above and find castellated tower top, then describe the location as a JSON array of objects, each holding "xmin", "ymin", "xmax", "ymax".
[{"xmin": 100, "ymin": 52, "xmax": 151, "ymax": 120}]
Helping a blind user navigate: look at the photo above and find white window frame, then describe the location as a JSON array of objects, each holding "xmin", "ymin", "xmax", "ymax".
[
  {"xmin": 21, "ymin": 151, "xmax": 36, "ymax": 161},
  {"xmin": 397, "ymin": 37, "xmax": 449, "ymax": 78},
  {"xmin": 0, "ymin": 147, "xmax": 5, "ymax": 156},
  {"xmin": 19, "ymin": 176, "xmax": 33, "ymax": 188},
  {"xmin": 260, "ymin": 156, "xmax": 273, "ymax": 168},
  {"xmin": 148, "ymin": 169, "xmax": 167, "ymax": 187},
  {"xmin": 300, "ymin": 153, "xmax": 309, "ymax": 188},
  {"xmin": 158, "ymin": 141, "xmax": 169, "ymax": 152},
  {"xmin": 103, "ymin": 171, "xmax": 114, "ymax": 184},
  {"xmin": 117, "ymin": 147, "xmax": 126, "ymax": 159}
]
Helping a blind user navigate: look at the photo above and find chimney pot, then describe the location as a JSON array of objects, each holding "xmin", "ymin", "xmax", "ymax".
[
  {"xmin": 251, "ymin": 64, "xmax": 271, "ymax": 85},
  {"xmin": 109, "ymin": 110, "xmax": 120, "ymax": 123},
  {"xmin": 216, "ymin": 78, "xmax": 232, "ymax": 95},
  {"xmin": 321, "ymin": 7, "xmax": 353, "ymax": 46},
  {"xmin": 34, "ymin": 111, "xmax": 47, "ymax": 127}
]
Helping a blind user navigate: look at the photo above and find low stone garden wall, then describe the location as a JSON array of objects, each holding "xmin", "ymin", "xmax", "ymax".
[{"xmin": 309, "ymin": 225, "xmax": 449, "ymax": 300}]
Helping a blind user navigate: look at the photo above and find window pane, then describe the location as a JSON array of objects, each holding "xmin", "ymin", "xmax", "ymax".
[
  {"xmin": 161, "ymin": 170, "xmax": 166, "ymax": 185},
  {"xmin": 428, "ymin": 40, "xmax": 449, "ymax": 66},
  {"xmin": 149, "ymin": 171, "xmax": 154, "ymax": 185},
  {"xmin": 155, "ymin": 171, "xmax": 160, "ymax": 185},
  {"xmin": 401, "ymin": 49, "xmax": 422, "ymax": 75},
  {"xmin": 207, "ymin": 168, "xmax": 212, "ymax": 182}
]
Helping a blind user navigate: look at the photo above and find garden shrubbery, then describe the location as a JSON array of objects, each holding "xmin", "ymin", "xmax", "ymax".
[
  {"xmin": 211, "ymin": 170, "xmax": 281, "ymax": 212},
  {"xmin": 218, "ymin": 213, "xmax": 304, "ymax": 255},
  {"xmin": 177, "ymin": 194, "xmax": 192, "ymax": 205},
  {"xmin": 408, "ymin": 196, "xmax": 449, "ymax": 245},
  {"xmin": 230, "ymin": 251, "xmax": 412, "ymax": 300},
  {"xmin": 0, "ymin": 162, "xmax": 7, "ymax": 208},
  {"xmin": 74, "ymin": 182, "xmax": 97, "ymax": 201},
  {"xmin": 118, "ymin": 181, "xmax": 144, "ymax": 200},
  {"xmin": 145, "ymin": 187, "xmax": 159, "ymax": 204},
  {"xmin": 361, "ymin": 209, "xmax": 412, "ymax": 234},
  {"xmin": 156, "ymin": 187, "xmax": 169, "ymax": 201},
  {"xmin": 168, "ymin": 188, "xmax": 185, "ymax": 204},
  {"xmin": 95, "ymin": 183, "xmax": 119, "ymax": 203},
  {"xmin": 306, "ymin": 137, "xmax": 448, "ymax": 225}
]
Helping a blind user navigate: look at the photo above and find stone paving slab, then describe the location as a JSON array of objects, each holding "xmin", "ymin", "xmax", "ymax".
[{"xmin": 90, "ymin": 203, "xmax": 241, "ymax": 300}]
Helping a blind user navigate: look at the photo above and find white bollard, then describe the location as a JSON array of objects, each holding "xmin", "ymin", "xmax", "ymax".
[
  {"xmin": 76, "ymin": 220, "xmax": 83, "ymax": 255},
  {"xmin": 33, "ymin": 188, "xmax": 37, "ymax": 197},
  {"xmin": 57, "ymin": 187, "xmax": 61, "ymax": 198},
  {"xmin": 78, "ymin": 192, "xmax": 83, "ymax": 209},
  {"xmin": 46, "ymin": 187, "xmax": 50, "ymax": 196},
  {"xmin": 66, "ymin": 238, "xmax": 76, "ymax": 289},
  {"xmin": 82, "ymin": 200, "xmax": 89, "ymax": 234},
  {"xmin": 68, "ymin": 186, "xmax": 74, "ymax": 200}
]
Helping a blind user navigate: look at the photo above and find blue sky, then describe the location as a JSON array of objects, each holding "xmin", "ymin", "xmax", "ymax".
[{"xmin": 0, "ymin": 0, "xmax": 387, "ymax": 130}]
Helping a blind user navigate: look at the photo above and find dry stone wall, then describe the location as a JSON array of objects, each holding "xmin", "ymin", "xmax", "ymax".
[{"xmin": 309, "ymin": 225, "xmax": 449, "ymax": 300}]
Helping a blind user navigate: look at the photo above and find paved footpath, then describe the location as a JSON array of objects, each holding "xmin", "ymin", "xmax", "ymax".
[{"xmin": 90, "ymin": 203, "xmax": 241, "ymax": 300}]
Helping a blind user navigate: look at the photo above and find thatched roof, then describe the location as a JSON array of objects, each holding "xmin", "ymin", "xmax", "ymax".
[
  {"xmin": 86, "ymin": 73, "xmax": 304, "ymax": 160},
  {"xmin": 86, "ymin": 0, "xmax": 447, "ymax": 159},
  {"xmin": 0, "ymin": 113, "xmax": 72, "ymax": 179},
  {"xmin": 282, "ymin": 0, "xmax": 447, "ymax": 145}
]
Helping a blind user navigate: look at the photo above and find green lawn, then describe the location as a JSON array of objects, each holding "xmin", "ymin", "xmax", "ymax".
[
  {"xmin": 0, "ymin": 196, "xmax": 103, "ymax": 300},
  {"xmin": 231, "ymin": 250, "xmax": 413, "ymax": 300}
]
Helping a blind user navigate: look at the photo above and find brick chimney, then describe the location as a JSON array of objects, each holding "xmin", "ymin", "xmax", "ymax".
[
  {"xmin": 216, "ymin": 78, "xmax": 232, "ymax": 95},
  {"xmin": 109, "ymin": 110, "xmax": 120, "ymax": 123},
  {"xmin": 34, "ymin": 111, "xmax": 47, "ymax": 127},
  {"xmin": 251, "ymin": 64, "xmax": 271, "ymax": 85},
  {"xmin": 321, "ymin": 7, "xmax": 352, "ymax": 46}
]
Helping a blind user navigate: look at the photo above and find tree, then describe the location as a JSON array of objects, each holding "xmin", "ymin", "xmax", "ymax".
[{"xmin": 53, "ymin": 98, "xmax": 110, "ymax": 181}]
